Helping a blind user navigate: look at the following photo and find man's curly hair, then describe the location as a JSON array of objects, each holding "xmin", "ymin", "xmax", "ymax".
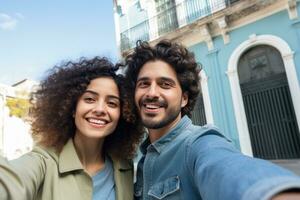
[
  {"xmin": 123, "ymin": 40, "xmax": 201, "ymax": 117},
  {"xmin": 31, "ymin": 57, "xmax": 144, "ymax": 159}
]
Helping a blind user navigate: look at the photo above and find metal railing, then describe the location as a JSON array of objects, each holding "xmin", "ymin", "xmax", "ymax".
[
  {"xmin": 120, "ymin": 21, "xmax": 150, "ymax": 52},
  {"xmin": 120, "ymin": 0, "xmax": 240, "ymax": 51}
]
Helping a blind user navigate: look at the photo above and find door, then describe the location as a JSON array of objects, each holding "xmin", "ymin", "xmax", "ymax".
[{"xmin": 238, "ymin": 45, "xmax": 300, "ymax": 159}]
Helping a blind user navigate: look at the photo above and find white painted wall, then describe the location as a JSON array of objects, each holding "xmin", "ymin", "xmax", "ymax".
[
  {"xmin": 3, "ymin": 110, "xmax": 33, "ymax": 160},
  {"xmin": 0, "ymin": 81, "xmax": 36, "ymax": 160}
]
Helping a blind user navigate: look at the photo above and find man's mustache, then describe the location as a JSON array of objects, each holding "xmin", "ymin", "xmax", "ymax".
[{"xmin": 140, "ymin": 98, "xmax": 167, "ymax": 107}]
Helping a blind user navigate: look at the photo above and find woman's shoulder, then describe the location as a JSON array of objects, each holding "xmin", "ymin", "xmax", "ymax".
[
  {"xmin": 31, "ymin": 145, "xmax": 59, "ymax": 163},
  {"xmin": 32, "ymin": 138, "xmax": 75, "ymax": 163}
]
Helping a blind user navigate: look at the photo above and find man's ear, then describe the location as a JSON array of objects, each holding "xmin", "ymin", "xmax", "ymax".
[{"xmin": 181, "ymin": 92, "xmax": 188, "ymax": 108}]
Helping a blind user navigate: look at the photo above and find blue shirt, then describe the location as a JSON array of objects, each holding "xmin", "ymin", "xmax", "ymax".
[
  {"xmin": 135, "ymin": 116, "xmax": 300, "ymax": 200},
  {"xmin": 92, "ymin": 157, "xmax": 115, "ymax": 200}
]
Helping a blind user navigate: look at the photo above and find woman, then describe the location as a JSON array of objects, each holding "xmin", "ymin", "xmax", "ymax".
[{"xmin": 0, "ymin": 57, "xmax": 143, "ymax": 200}]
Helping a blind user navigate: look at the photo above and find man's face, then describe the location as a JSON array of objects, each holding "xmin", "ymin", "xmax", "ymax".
[{"xmin": 134, "ymin": 60, "xmax": 188, "ymax": 130}]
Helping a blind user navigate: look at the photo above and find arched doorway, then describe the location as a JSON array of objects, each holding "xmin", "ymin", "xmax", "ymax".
[
  {"xmin": 191, "ymin": 88, "xmax": 207, "ymax": 126},
  {"xmin": 238, "ymin": 45, "xmax": 300, "ymax": 159}
]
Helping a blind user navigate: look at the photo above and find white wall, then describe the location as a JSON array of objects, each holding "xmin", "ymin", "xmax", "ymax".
[{"xmin": 3, "ymin": 108, "xmax": 33, "ymax": 160}]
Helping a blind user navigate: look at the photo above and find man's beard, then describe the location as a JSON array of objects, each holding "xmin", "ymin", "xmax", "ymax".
[{"xmin": 139, "ymin": 98, "xmax": 182, "ymax": 129}]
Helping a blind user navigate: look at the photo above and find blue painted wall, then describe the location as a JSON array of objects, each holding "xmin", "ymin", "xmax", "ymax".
[{"xmin": 189, "ymin": 6, "xmax": 300, "ymax": 149}]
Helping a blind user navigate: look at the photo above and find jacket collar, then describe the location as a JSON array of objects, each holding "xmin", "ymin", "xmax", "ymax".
[
  {"xmin": 58, "ymin": 139, "xmax": 83, "ymax": 173},
  {"xmin": 140, "ymin": 116, "xmax": 192, "ymax": 154},
  {"xmin": 110, "ymin": 154, "xmax": 133, "ymax": 171},
  {"xmin": 58, "ymin": 139, "xmax": 132, "ymax": 173}
]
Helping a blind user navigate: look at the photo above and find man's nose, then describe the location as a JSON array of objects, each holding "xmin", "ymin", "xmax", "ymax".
[{"xmin": 146, "ymin": 83, "xmax": 159, "ymax": 98}]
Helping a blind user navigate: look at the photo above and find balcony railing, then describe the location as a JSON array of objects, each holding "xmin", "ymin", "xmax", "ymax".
[
  {"xmin": 120, "ymin": 21, "xmax": 150, "ymax": 52},
  {"xmin": 120, "ymin": 0, "xmax": 240, "ymax": 51}
]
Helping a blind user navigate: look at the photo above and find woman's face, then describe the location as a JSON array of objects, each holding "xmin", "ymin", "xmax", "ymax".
[{"xmin": 74, "ymin": 77, "xmax": 120, "ymax": 140}]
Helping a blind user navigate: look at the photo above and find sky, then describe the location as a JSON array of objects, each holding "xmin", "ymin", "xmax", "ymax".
[{"xmin": 0, "ymin": 0, "xmax": 119, "ymax": 85}]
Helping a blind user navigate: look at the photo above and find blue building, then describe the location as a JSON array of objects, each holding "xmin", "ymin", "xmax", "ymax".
[{"xmin": 113, "ymin": 0, "xmax": 300, "ymax": 160}]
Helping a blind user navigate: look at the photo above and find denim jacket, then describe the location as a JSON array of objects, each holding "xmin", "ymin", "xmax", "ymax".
[{"xmin": 135, "ymin": 116, "xmax": 300, "ymax": 200}]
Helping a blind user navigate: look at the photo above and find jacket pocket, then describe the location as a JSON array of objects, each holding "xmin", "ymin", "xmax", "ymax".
[{"xmin": 148, "ymin": 176, "xmax": 180, "ymax": 199}]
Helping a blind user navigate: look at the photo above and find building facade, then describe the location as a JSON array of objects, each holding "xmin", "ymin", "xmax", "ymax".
[
  {"xmin": 0, "ymin": 79, "xmax": 37, "ymax": 159},
  {"xmin": 113, "ymin": 0, "xmax": 300, "ymax": 160}
]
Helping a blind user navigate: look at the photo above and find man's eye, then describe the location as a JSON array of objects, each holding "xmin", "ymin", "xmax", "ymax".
[
  {"xmin": 137, "ymin": 81, "xmax": 149, "ymax": 88},
  {"xmin": 161, "ymin": 82, "xmax": 172, "ymax": 88}
]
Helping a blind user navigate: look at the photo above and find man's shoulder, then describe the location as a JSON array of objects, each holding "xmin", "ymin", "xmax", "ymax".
[
  {"xmin": 180, "ymin": 123, "xmax": 234, "ymax": 154},
  {"xmin": 184, "ymin": 123, "xmax": 225, "ymax": 141}
]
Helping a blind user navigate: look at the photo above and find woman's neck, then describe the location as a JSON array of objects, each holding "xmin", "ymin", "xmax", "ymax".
[{"xmin": 73, "ymin": 134, "xmax": 105, "ymax": 176}]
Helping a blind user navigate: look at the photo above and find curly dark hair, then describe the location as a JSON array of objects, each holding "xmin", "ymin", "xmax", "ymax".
[
  {"xmin": 122, "ymin": 40, "xmax": 201, "ymax": 117},
  {"xmin": 31, "ymin": 57, "xmax": 144, "ymax": 159}
]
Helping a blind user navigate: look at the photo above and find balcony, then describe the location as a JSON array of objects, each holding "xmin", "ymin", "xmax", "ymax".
[{"xmin": 120, "ymin": 0, "xmax": 240, "ymax": 52}]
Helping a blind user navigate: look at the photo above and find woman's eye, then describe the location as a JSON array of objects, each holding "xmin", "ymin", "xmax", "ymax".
[
  {"xmin": 107, "ymin": 101, "xmax": 119, "ymax": 108},
  {"xmin": 84, "ymin": 97, "xmax": 95, "ymax": 103}
]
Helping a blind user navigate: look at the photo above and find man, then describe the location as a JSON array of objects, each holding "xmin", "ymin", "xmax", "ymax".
[{"xmin": 123, "ymin": 40, "xmax": 300, "ymax": 200}]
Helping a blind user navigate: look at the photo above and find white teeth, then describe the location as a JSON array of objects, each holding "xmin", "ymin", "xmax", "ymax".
[
  {"xmin": 145, "ymin": 104, "xmax": 160, "ymax": 109},
  {"xmin": 88, "ymin": 118, "xmax": 106, "ymax": 125}
]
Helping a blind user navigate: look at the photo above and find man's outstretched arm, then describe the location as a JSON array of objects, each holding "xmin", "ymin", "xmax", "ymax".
[
  {"xmin": 272, "ymin": 191, "xmax": 300, "ymax": 200},
  {"xmin": 187, "ymin": 130, "xmax": 300, "ymax": 200}
]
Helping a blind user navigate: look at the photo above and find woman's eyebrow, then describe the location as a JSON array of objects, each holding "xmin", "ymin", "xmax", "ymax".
[
  {"xmin": 84, "ymin": 90, "xmax": 120, "ymax": 101},
  {"xmin": 83, "ymin": 90, "xmax": 99, "ymax": 96},
  {"xmin": 107, "ymin": 95, "xmax": 120, "ymax": 101}
]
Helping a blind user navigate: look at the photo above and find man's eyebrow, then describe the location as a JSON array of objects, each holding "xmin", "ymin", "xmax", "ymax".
[
  {"xmin": 137, "ymin": 76, "xmax": 176, "ymax": 83},
  {"xmin": 136, "ymin": 77, "xmax": 149, "ymax": 82},
  {"xmin": 159, "ymin": 77, "xmax": 176, "ymax": 84}
]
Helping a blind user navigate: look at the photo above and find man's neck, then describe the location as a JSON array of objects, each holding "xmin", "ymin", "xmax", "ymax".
[{"xmin": 148, "ymin": 115, "xmax": 182, "ymax": 143}]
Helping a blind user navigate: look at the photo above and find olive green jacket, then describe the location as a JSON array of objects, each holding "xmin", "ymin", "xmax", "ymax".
[{"xmin": 0, "ymin": 139, "xmax": 133, "ymax": 200}]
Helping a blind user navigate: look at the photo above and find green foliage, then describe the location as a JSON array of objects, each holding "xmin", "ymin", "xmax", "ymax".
[{"xmin": 6, "ymin": 98, "xmax": 31, "ymax": 119}]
